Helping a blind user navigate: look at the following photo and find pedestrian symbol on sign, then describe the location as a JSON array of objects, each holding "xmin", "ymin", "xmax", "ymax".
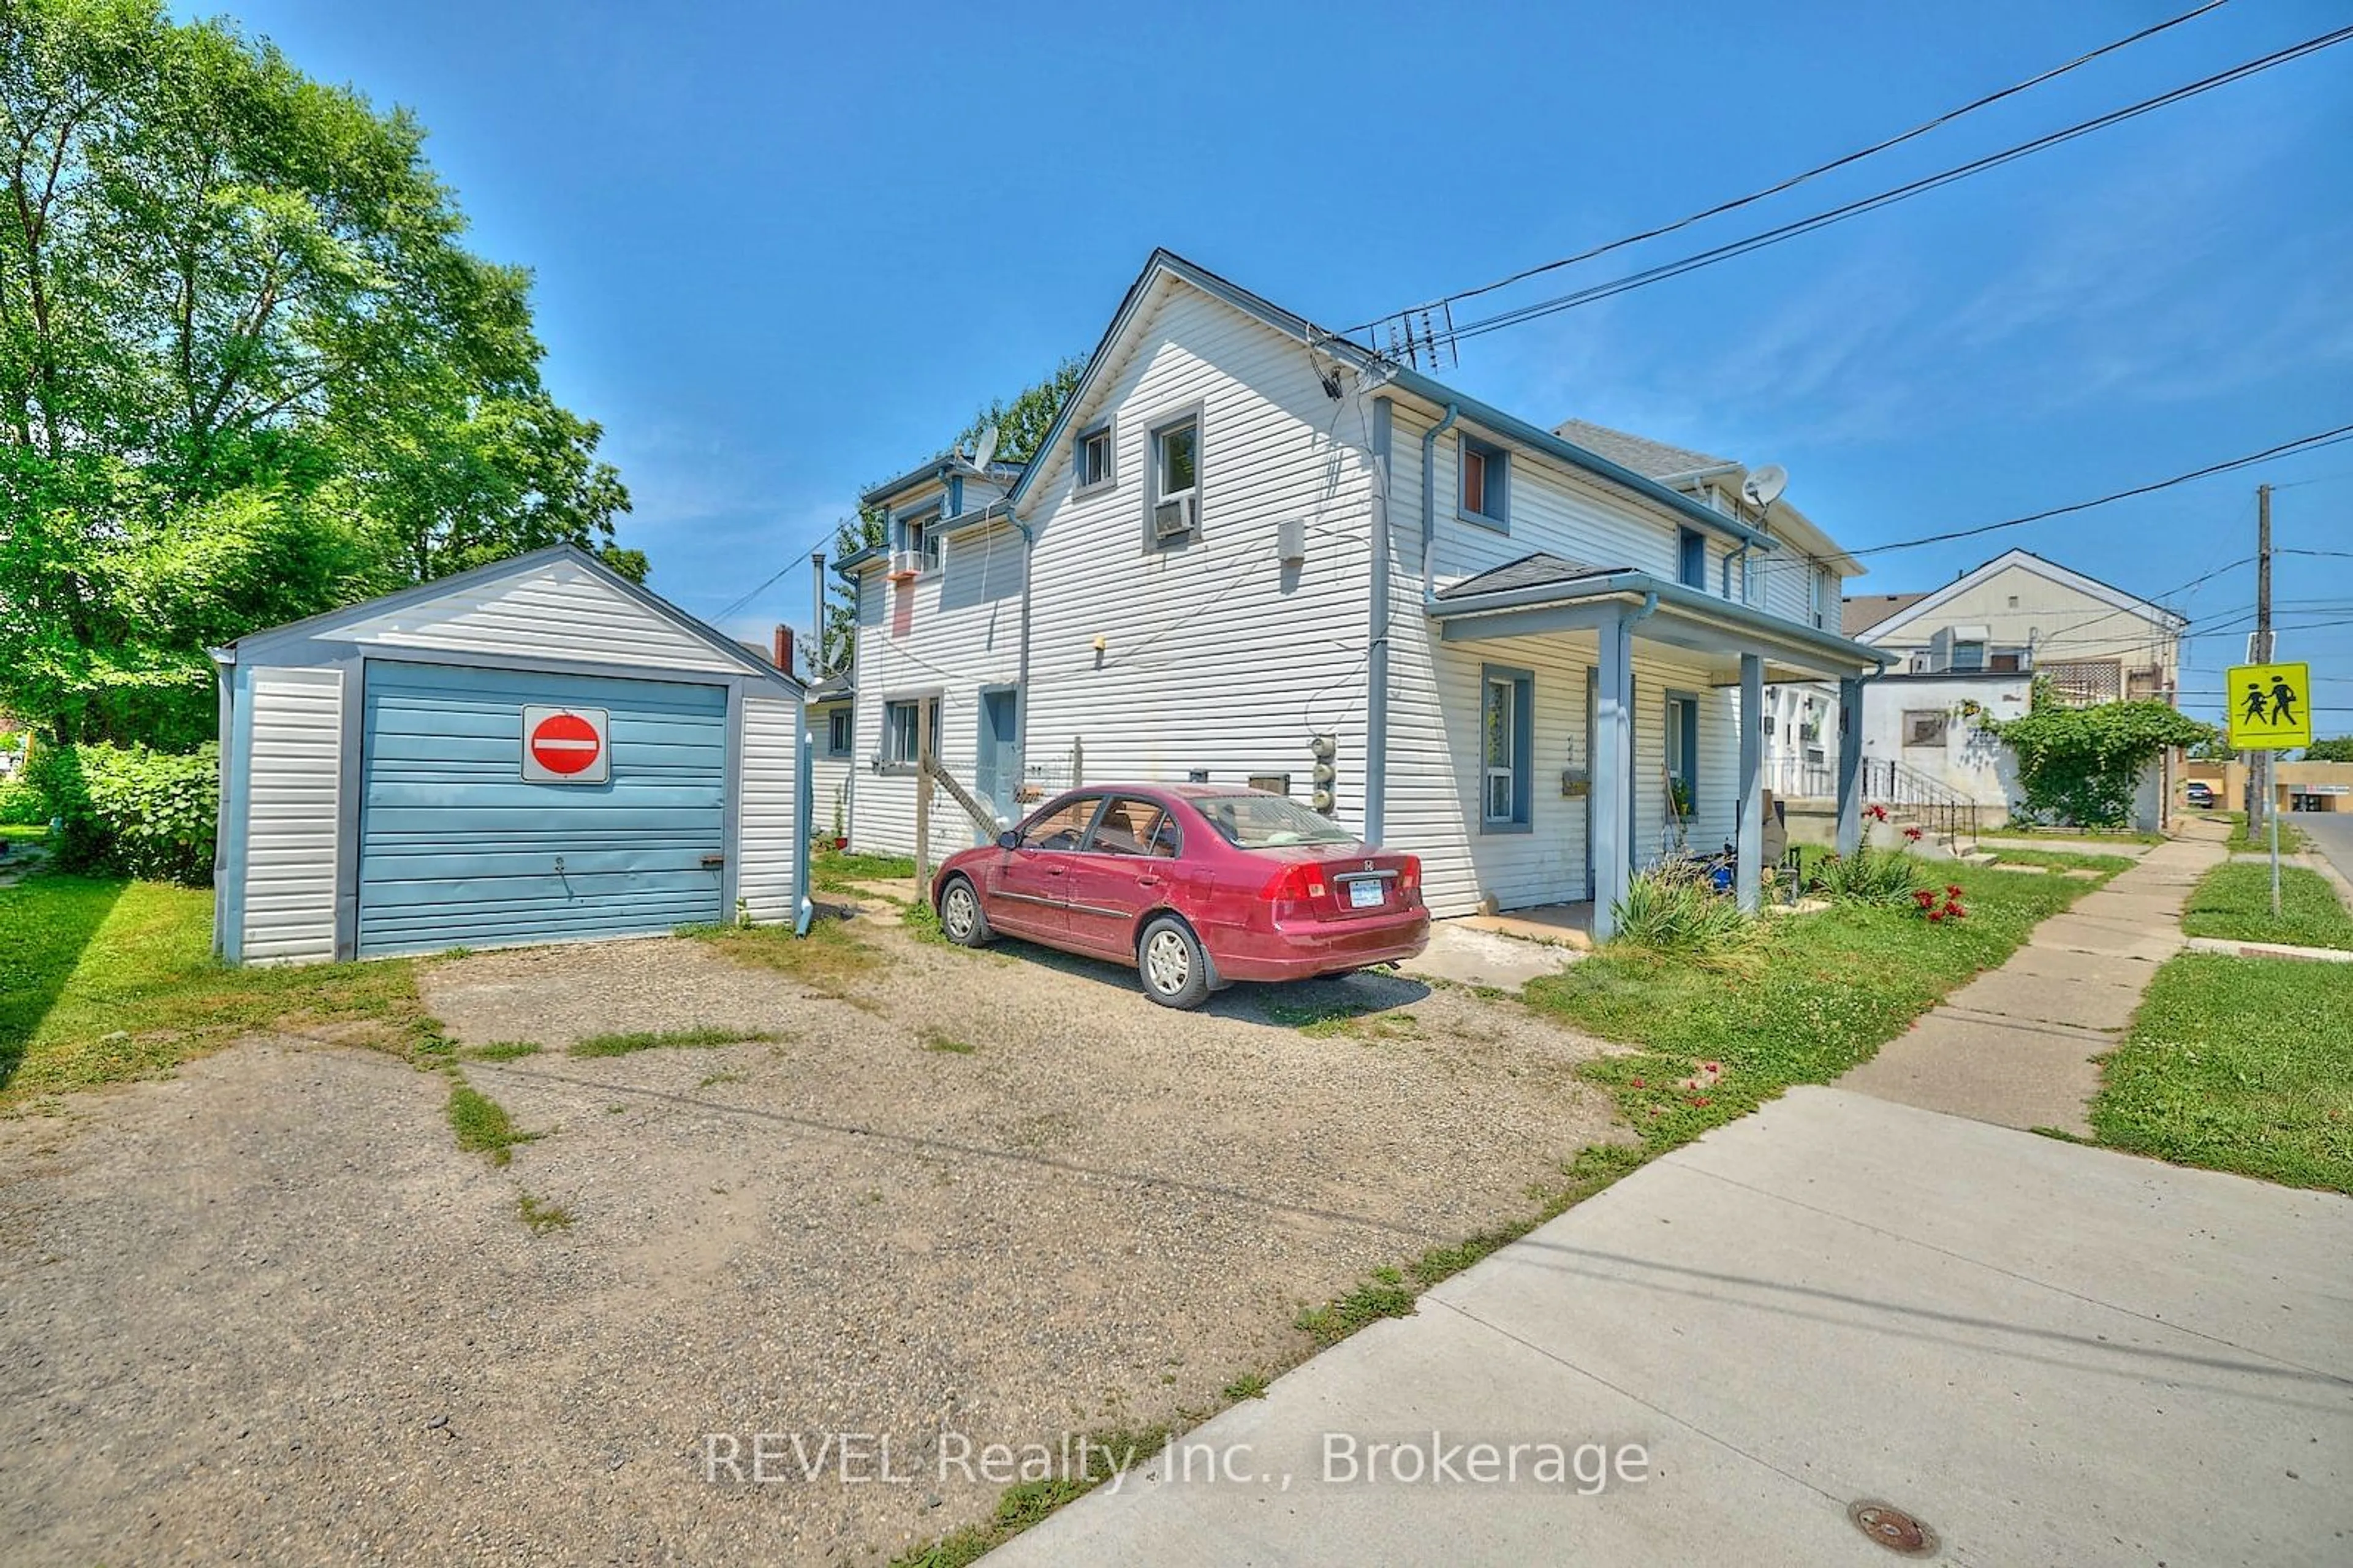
[{"xmin": 2224, "ymin": 662, "xmax": 2311, "ymax": 751}]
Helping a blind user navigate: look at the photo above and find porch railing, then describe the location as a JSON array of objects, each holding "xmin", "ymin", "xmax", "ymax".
[
  {"xmin": 1860, "ymin": 756, "xmax": 1982, "ymax": 854},
  {"xmin": 1765, "ymin": 757, "xmax": 1836, "ymax": 800}
]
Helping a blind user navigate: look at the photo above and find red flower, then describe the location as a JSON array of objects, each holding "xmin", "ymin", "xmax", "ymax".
[
  {"xmin": 1946, "ymin": 885, "xmax": 1963, "ymax": 896},
  {"xmin": 1927, "ymin": 909, "xmax": 1946, "ymax": 923},
  {"xmin": 1913, "ymin": 889, "xmax": 1936, "ymax": 907},
  {"xmin": 1701, "ymin": 1061, "xmax": 1721, "ymax": 1074},
  {"xmin": 1903, "ymin": 825, "xmax": 1923, "ymax": 842},
  {"xmin": 1629, "ymin": 1077, "xmax": 1645, "ymax": 1089},
  {"xmin": 1689, "ymin": 1096, "xmax": 1712, "ymax": 1108}
]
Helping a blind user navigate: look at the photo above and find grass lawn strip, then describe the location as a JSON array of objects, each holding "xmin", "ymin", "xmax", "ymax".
[
  {"xmin": 2180, "ymin": 862, "xmax": 2353, "ymax": 952},
  {"xmin": 568, "ymin": 1026, "xmax": 780, "ymax": 1058},
  {"xmin": 2091, "ymin": 953, "xmax": 2352, "ymax": 1194}
]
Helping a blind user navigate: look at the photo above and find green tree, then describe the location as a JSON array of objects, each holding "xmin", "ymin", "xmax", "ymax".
[
  {"xmin": 1980, "ymin": 684, "xmax": 2213, "ymax": 827},
  {"xmin": 0, "ymin": 0, "xmax": 629, "ymax": 744},
  {"xmin": 2302, "ymin": 737, "xmax": 2353, "ymax": 763}
]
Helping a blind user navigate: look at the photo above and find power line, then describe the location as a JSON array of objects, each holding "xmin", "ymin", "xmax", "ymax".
[
  {"xmin": 1354, "ymin": 1, "xmax": 2232, "ymax": 333},
  {"xmin": 1369, "ymin": 23, "xmax": 2353, "ymax": 355},
  {"xmin": 1845, "ymin": 423, "xmax": 2353, "ymax": 558}
]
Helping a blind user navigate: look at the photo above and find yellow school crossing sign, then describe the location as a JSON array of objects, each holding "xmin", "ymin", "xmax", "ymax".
[{"xmin": 2226, "ymin": 662, "xmax": 2311, "ymax": 750}]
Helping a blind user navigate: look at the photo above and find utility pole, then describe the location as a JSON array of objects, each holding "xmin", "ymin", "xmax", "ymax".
[{"xmin": 2253, "ymin": 483, "xmax": 2276, "ymax": 911}]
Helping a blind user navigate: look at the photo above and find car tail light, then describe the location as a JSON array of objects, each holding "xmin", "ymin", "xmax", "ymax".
[
  {"xmin": 1399, "ymin": 856, "xmax": 1421, "ymax": 896},
  {"xmin": 1259, "ymin": 863, "xmax": 1327, "ymax": 902}
]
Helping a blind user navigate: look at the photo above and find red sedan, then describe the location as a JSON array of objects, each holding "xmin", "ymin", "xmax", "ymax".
[{"xmin": 930, "ymin": 784, "xmax": 1429, "ymax": 1009}]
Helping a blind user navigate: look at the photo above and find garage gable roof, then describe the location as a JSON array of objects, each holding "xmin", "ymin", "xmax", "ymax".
[{"xmin": 221, "ymin": 545, "xmax": 805, "ymax": 691}]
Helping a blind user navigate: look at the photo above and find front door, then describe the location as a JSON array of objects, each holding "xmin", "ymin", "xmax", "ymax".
[{"xmin": 976, "ymin": 689, "xmax": 1018, "ymax": 839}]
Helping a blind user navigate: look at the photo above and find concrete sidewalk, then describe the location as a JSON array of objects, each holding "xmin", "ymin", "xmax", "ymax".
[
  {"xmin": 1839, "ymin": 833, "xmax": 2226, "ymax": 1135},
  {"xmin": 984, "ymin": 1088, "xmax": 2353, "ymax": 1567}
]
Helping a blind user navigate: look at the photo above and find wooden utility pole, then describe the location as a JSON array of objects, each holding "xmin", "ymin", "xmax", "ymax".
[{"xmin": 2248, "ymin": 485, "xmax": 2273, "ymax": 842}]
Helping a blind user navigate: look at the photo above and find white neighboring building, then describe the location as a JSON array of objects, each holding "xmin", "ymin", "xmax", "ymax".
[{"xmin": 829, "ymin": 252, "xmax": 1890, "ymax": 935}]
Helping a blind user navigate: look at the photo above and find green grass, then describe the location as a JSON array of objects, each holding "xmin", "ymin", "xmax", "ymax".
[
  {"xmin": 446, "ymin": 1076, "xmax": 535, "ymax": 1166},
  {"xmin": 1, "ymin": 873, "xmax": 439, "ymax": 1107},
  {"xmin": 688, "ymin": 915, "xmax": 882, "ymax": 996},
  {"xmin": 2092, "ymin": 953, "xmax": 2353, "ymax": 1193},
  {"xmin": 567, "ymin": 1026, "xmax": 779, "ymax": 1058},
  {"xmin": 1981, "ymin": 824, "xmax": 2165, "ymax": 846},
  {"xmin": 919, "ymin": 1028, "xmax": 975, "ymax": 1055},
  {"xmin": 1980, "ymin": 846, "xmax": 2136, "ymax": 876},
  {"xmin": 1222, "ymin": 1371, "xmax": 1270, "ymax": 1401},
  {"xmin": 515, "ymin": 1191, "xmax": 576, "ymax": 1233},
  {"xmin": 0, "ymin": 824, "xmax": 50, "ymax": 841},
  {"xmin": 1527, "ymin": 863, "xmax": 2091, "ymax": 1156},
  {"xmin": 2180, "ymin": 862, "xmax": 2353, "ymax": 952},
  {"xmin": 461, "ymin": 1040, "xmax": 542, "ymax": 1062},
  {"xmin": 811, "ymin": 848, "xmax": 918, "ymax": 893},
  {"xmin": 2205, "ymin": 808, "xmax": 2311, "ymax": 853},
  {"xmin": 1260, "ymin": 995, "xmax": 1420, "ymax": 1041},
  {"xmin": 890, "ymin": 1425, "xmax": 1172, "ymax": 1568}
]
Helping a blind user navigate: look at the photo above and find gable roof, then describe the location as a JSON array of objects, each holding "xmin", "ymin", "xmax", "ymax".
[
  {"xmin": 1842, "ymin": 592, "xmax": 1929, "ymax": 637},
  {"xmin": 219, "ymin": 544, "xmax": 806, "ymax": 691},
  {"xmin": 1003, "ymin": 249, "xmax": 1777, "ymax": 552},
  {"xmin": 1858, "ymin": 548, "xmax": 2189, "ymax": 644},
  {"xmin": 1550, "ymin": 420, "xmax": 1734, "ymax": 482}
]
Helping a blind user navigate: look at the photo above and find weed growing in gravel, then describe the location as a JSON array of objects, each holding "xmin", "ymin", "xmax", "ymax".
[
  {"xmin": 891, "ymin": 1423, "xmax": 1172, "ymax": 1568},
  {"xmin": 568, "ymin": 1026, "xmax": 778, "ymax": 1058},
  {"xmin": 1295, "ymin": 1266, "xmax": 1416, "ymax": 1346},
  {"xmin": 515, "ymin": 1192, "xmax": 575, "ymax": 1233},
  {"xmin": 445, "ymin": 1077, "xmax": 536, "ymax": 1167},
  {"xmin": 688, "ymin": 915, "xmax": 881, "ymax": 995},
  {"xmin": 461, "ymin": 1041, "xmax": 542, "ymax": 1062},
  {"xmin": 695, "ymin": 1070, "xmax": 743, "ymax": 1089},
  {"xmin": 1222, "ymin": 1371, "xmax": 1270, "ymax": 1401},
  {"xmin": 919, "ymin": 1028, "xmax": 975, "ymax": 1055}
]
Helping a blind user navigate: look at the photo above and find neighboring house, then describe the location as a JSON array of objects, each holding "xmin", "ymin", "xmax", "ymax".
[
  {"xmin": 808, "ymin": 670, "xmax": 856, "ymax": 846},
  {"xmin": 830, "ymin": 251, "xmax": 1889, "ymax": 936},
  {"xmin": 1809, "ymin": 549, "xmax": 2189, "ymax": 827}
]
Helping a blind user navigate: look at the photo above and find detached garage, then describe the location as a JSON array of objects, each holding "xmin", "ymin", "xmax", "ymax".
[{"xmin": 211, "ymin": 545, "xmax": 808, "ymax": 964}]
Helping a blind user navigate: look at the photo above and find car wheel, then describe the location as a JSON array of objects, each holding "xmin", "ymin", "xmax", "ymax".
[
  {"xmin": 938, "ymin": 876, "xmax": 993, "ymax": 947},
  {"xmin": 1138, "ymin": 915, "xmax": 1214, "ymax": 1009}
]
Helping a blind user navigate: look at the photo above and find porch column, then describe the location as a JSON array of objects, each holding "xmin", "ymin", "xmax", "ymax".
[
  {"xmin": 1737, "ymin": 653, "xmax": 1764, "ymax": 913},
  {"xmin": 1593, "ymin": 608, "xmax": 1634, "ymax": 941},
  {"xmin": 1835, "ymin": 675, "xmax": 1865, "ymax": 857}
]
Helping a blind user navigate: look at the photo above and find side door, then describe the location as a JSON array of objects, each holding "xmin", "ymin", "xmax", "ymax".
[
  {"xmin": 985, "ymin": 793, "xmax": 1103, "ymax": 941},
  {"xmin": 1061, "ymin": 796, "xmax": 1181, "ymax": 960},
  {"xmin": 975, "ymin": 689, "xmax": 1018, "ymax": 839}
]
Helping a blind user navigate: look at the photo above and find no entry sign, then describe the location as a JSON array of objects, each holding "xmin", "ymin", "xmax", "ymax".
[{"xmin": 521, "ymin": 705, "xmax": 610, "ymax": 783}]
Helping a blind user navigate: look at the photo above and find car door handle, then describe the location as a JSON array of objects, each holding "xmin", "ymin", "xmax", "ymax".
[
  {"xmin": 1045, "ymin": 865, "xmax": 1066, "ymax": 876},
  {"xmin": 1135, "ymin": 874, "xmax": 1163, "ymax": 887}
]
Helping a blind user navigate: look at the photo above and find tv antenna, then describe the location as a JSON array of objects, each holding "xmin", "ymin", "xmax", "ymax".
[{"xmin": 1741, "ymin": 463, "xmax": 1789, "ymax": 510}]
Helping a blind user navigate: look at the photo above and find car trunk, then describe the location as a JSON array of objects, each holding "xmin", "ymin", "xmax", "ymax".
[{"xmin": 1244, "ymin": 845, "xmax": 1422, "ymax": 922}]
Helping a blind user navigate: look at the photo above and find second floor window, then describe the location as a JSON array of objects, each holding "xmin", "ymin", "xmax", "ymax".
[
  {"xmin": 1150, "ymin": 414, "xmax": 1200, "ymax": 546},
  {"xmin": 898, "ymin": 509, "xmax": 942, "ymax": 574},
  {"xmin": 1678, "ymin": 528, "xmax": 1707, "ymax": 590},
  {"xmin": 1459, "ymin": 434, "xmax": 1508, "ymax": 528},
  {"xmin": 1075, "ymin": 423, "xmax": 1113, "ymax": 491}
]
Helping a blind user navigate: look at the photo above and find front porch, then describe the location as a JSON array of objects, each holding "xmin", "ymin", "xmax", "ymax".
[{"xmin": 1427, "ymin": 554, "xmax": 1889, "ymax": 940}]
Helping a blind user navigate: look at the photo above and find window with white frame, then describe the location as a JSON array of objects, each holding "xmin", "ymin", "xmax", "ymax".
[
  {"xmin": 1149, "ymin": 414, "xmax": 1200, "ymax": 545},
  {"xmin": 1480, "ymin": 667, "xmax": 1533, "ymax": 830},
  {"xmin": 881, "ymin": 698, "xmax": 939, "ymax": 767},
  {"xmin": 1075, "ymin": 422, "xmax": 1113, "ymax": 492},
  {"xmin": 898, "ymin": 507, "xmax": 943, "ymax": 574},
  {"xmin": 1458, "ymin": 434, "xmax": 1508, "ymax": 528}
]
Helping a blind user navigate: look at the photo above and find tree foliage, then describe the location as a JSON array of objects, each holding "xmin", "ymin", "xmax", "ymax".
[
  {"xmin": 1980, "ymin": 684, "xmax": 2213, "ymax": 827},
  {"xmin": 2303, "ymin": 737, "xmax": 2353, "ymax": 763},
  {"xmin": 0, "ymin": 0, "xmax": 631, "ymax": 744}
]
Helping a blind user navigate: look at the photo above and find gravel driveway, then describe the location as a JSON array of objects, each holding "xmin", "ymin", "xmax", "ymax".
[{"xmin": 0, "ymin": 915, "xmax": 1621, "ymax": 1564}]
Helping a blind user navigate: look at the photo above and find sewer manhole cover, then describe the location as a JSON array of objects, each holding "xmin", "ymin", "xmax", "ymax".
[{"xmin": 1848, "ymin": 1499, "xmax": 1939, "ymax": 1557}]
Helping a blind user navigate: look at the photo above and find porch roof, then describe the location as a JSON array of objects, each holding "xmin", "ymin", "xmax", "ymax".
[{"xmin": 1429, "ymin": 551, "xmax": 1890, "ymax": 679}]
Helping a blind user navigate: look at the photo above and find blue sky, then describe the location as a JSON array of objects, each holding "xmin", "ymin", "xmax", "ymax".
[{"xmin": 190, "ymin": 1, "xmax": 2353, "ymax": 727}]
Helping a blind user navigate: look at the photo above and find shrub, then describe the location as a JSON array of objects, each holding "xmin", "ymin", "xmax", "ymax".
[
  {"xmin": 0, "ymin": 779, "xmax": 48, "ymax": 825},
  {"xmin": 37, "ymin": 742, "xmax": 219, "ymax": 884},
  {"xmin": 1814, "ymin": 846, "xmax": 1928, "ymax": 907},
  {"xmin": 1611, "ymin": 861, "xmax": 1751, "ymax": 956},
  {"xmin": 1979, "ymin": 690, "xmax": 2211, "ymax": 827}
]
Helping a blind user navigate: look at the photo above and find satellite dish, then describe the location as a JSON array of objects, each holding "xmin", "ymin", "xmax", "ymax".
[
  {"xmin": 969, "ymin": 423, "xmax": 999, "ymax": 474},
  {"xmin": 1741, "ymin": 463, "xmax": 1789, "ymax": 510}
]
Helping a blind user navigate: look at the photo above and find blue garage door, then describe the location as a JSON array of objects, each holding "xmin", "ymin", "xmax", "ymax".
[{"xmin": 358, "ymin": 662, "xmax": 728, "ymax": 956}]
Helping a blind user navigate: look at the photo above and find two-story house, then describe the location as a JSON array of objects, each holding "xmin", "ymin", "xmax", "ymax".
[{"xmin": 831, "ymin": 251, "xmax": 1889, "ymax": 938}]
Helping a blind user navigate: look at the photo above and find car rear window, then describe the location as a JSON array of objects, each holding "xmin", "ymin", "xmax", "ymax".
[{"xmin": 1193, "ymin": 794, "xmax": 1356, "ymax": 849}]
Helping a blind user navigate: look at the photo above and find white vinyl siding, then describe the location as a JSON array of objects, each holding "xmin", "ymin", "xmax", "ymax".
[
  {"xmin": 735, "ymin": 694, "xmax": 800, "ymax": 925},
  {"xmin": 241, "ymin": 667, "xmax": 344, "ymax": 964},
  {"xmin": 332, "ymin": 556, "xmax": 747, "ymax": 675}
]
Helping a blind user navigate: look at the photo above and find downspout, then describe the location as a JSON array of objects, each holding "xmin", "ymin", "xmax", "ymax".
[
  {"xmin": 1365, "ymin": 397, "xmax": 1393, "ymax": 844},
  {"xmin": 1419, "ymin": 403, "xmax": 1460, "ymax": 607},
  {"xmin": 794, "ymin": 708, "xmax": 815, "ymax": 934},
  {"xmin": 1012, "ymin": 504, "xmax": 1034, "ymax": 803}
]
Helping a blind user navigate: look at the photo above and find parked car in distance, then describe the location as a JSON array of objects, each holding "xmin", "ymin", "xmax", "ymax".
[
  {"xmin": 2184, "ymin": 779, "xmax": 2216, "ymax": 809},
  {"xmin": 930, "ymin": 784, "xmax": 1429, "ymax": 1008}
]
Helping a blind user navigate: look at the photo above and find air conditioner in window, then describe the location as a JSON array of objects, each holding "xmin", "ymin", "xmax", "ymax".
[
  {"xmin": 1153, "ymin": 494, "xmax": 1196, "ymax": 541},
  {"xmin": 885, "ymin": 550, "xmax": 922, "ymax": 581}
]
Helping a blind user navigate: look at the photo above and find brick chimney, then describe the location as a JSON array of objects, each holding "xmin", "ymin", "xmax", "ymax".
[{"xmin": 771, "ymin": 624, "xmax": 794, "ymax": 676}]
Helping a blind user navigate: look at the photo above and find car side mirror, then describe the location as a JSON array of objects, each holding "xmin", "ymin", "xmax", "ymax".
[{"xmin": 996, "ymin": 830, "xmax": 1020, "ymax": 850}]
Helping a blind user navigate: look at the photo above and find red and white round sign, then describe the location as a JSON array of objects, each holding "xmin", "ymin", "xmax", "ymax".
[{"xmin": 521, "ymin": 705, "xmax": 609, "ymax": 783}]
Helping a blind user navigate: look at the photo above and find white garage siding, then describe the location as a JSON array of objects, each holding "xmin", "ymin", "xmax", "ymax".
[
  {"xmin": 1015, "ymin": 279, "xmax": 1377, "ymax": 824},
  {"xmin": 240, "ymin": 667, "xmax": 344, "ymax": 964},
  {"xmin": 736, "ymin": 694, "xmax": 801, "ymax": 924}
]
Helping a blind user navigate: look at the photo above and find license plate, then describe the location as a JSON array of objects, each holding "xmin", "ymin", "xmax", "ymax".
[{"xmin": 1347, "ymin": 879, "xmax": 1385, "ymax": 909}]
